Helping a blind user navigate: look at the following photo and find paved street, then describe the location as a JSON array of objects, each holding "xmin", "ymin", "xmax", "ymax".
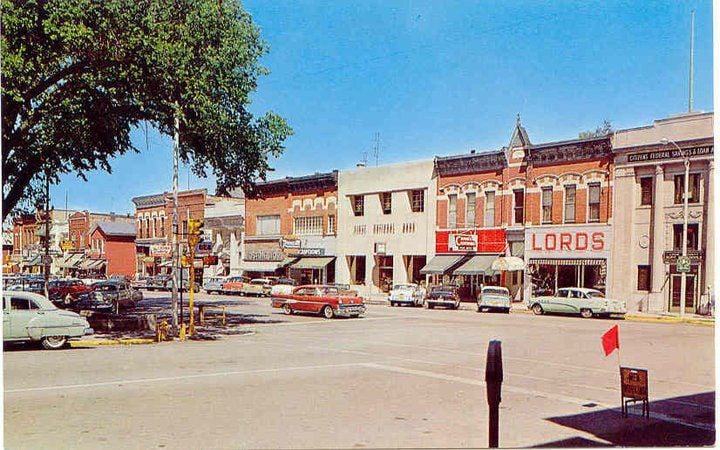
[{"xmin": 4, "ymin": 292, "xmax": 715, "ymax": 449}]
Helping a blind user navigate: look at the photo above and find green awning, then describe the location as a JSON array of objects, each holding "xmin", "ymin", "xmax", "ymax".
[
  {"xmin": 453, "ymin": 255, "xmax": 496, "ymax": 275},
  {"xmin": 419, "ymin": 255, "xmax": 463, "ymax": 275},
  {"xmin": 290, "ymin": 257, "xmax": 335, "ymax": 270}
]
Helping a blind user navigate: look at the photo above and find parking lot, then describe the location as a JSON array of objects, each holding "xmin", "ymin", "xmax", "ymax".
[{"xmin": 4, "ymin": 291, "xmax": 715, "ymax": 449}]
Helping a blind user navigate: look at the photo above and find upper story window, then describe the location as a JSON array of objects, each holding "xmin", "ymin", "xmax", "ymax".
[
  {"xmin": 448, "ymin": 194, "xmax": 457, "ymax": 228},
  {"xmin": 484, "ymin": 191, "xmax": 495, "ymax": 227},
  {"xmin": 640, "ymin": 177, "xmax": 653, "ymax": 206},
  {"xmin": 181, "ymin": 220, "xmax": 188, "ymax": 238},
  {"xmin": 294, "ymin": 216, "xmax": 323, "ymax": 235},
  {"xmin": 160, "ymin": 216, "xmax": 165, "ymax": 237},
  {"xmin": 466, "ymin": 193, "xmax": 476, "ymax": 227},
  {"xmin": 381, "ymin": 192, "xmax": 392, "ymax": 215},
  {"xmin": 564, "ymin": 185, "xmax": 576, "ymax": 223},
  {"xmin": 673, "ymin": 223, "xmax": 699, "ymax": 250},
  {"xmin": 352, "ymin": 195, "xmax": 364, "ymax": 216},
  {"xmin": 327, "ymin": 215, "xmax": 336, "ymax": 235},
  {"xmin": 152, "ymin": 217, "xmax": 157, "ymax": 238},
  {"xmin": 513, "ymin": 189, "xmax": 524, "ymax": 225},
  {"xmin": 541, "ymin": 187, "xmax": 553, "ymax": 224},
  {"xmin": 411, "ymin": 190, "xmax": 424, "ymax": 212},
  {"xmin": 145, "ymin": 217, "xmax": 150, "ymax": 238},
  {"xmin": 674, "ymin": 174, "xmax": 701, "ymax": 204},
  {"xmin": 588, "ymin": 183, "xmax": 601, "ymax": 222},
  {"xmin": 257, "ymin": 215, "xmax": 281, "ymax": 236}
]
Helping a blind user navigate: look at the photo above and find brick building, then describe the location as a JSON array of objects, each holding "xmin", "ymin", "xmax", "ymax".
[
  {"xmin": 87, "ymin": 222, "xmax": 137, "ymax": 277},
  {"xmin": 242, "ymin": 172, "xmax": 338, "ymax": 283},
  {"xmin": 430, "ymin": 118, "xmax": 614, "ymax": 301},
  {"xmin": 68, "ymin": 211, "xmax": 134, "ymax": 252},
  {"xmin": 132, "ymin": 189, "xmax": 206, "ymax": 276}
]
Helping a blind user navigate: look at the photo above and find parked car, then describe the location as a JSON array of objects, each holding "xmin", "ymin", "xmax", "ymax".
[
  {"xmin": 130, "ymin": 275, "xmax": 150, "ymax": 290},
  {"xmin": 476, "ymin": 285, "xmax": 511, "ymax": 313},
  {"xmin": 203, "ymin": 276, "xmax": 228, "ymax": 294},
  {"xmin": 270, "ymin": 278, "xmax": 297, "ymax": 297},
  {"xmin": 146, "ymin": 274, "xmax": 171, "ymax": 291},
  {"xmin": 272, "ymin": 284, "xmax": 366, "ymax": 319},
  {"xmin": 241, "ymin": 278, "xmax": 273, "ymax": 297},
  {"xmin": 425, "ymin": 285, "xmax": 460, "ymax": 309},
  {"xmin": 109, "ymin": 274, "xmax": 132, "ymax": 282},
  {"xmin": 48, "ymin": 279, "xmax": 89, "ymax": 306},
  {"xmin": 3, "ymin": 291, "xmax": 93, "ymax": 349},
  {"xmin": 222, "ymin": 276, "xmax": 250, "ymax": 295},
  {"xmin": 5, "ymin": 279, "xmax": 45, "ymax": 295},
  {"xmin": 74, "ymin": 280, "xmax": 138, "ymax": 311},
  {"xmin": 388, "ymin": 283, "xmax": 425, "ymax": 307},
  {"xmin": 528, "ymin": 287, "xmax": 626, "ymax": 318}
]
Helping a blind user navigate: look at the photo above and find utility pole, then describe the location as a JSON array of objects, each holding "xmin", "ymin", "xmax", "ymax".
[
  {"xmin": 688, "ymin": 10, "xmax": 695, "ymax": 113},
  {"xmin": 43, "ymin": 168, "xmax": 50, "ymax": 300},
  {"xmin": 171, "ymin": 103, "xmax": 180, "ymax": 335}
]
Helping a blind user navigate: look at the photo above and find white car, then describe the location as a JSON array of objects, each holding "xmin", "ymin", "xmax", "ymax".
[
  {"xmin": 529, "ymin": 287, "xmax": 626, "ymax": 318},
  {"xmin": 388, "ymin": 283, "xmax": 425, "ymax": 307},
  {"xmin": 270, "ymin": 278, "xmax": 297, "ymax": 297},
  {"xmin": 240, "ymin": 278, "xmax": 274, "ymax": 297},
  {"xmin": 3, "ymin": 291, "xmax": 93, "ymax": 349},
  {"xmin": 477, "ymin": 286, "xmax": 511, "ymax": 313}
]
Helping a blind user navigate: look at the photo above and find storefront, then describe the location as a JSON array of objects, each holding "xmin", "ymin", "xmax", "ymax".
[
  {"xmin": 421, "ymin": 229, "xmax": 506, "ymax": 300},
  {"xmin": 524, "ymin": 225, "xmax": 612, "ymax": 298},
  {"xmin": 284, "ymin": 236, "xmax": 337, "ymax": 285}
]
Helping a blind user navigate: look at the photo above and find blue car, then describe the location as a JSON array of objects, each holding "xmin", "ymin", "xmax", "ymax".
[{"xmin": 203, "ymin": 276, "xmax": 228, "ymax": 295}]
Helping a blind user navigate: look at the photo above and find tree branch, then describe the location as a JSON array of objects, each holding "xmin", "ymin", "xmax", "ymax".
[{"xmin": 2, "ymin": 160, "xmax": 42, "ymax": 221}]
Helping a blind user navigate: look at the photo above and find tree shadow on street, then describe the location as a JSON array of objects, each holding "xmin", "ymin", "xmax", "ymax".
[{"xmin": 532, "ymin": 392, "xmax": 715, "ymax": 447}]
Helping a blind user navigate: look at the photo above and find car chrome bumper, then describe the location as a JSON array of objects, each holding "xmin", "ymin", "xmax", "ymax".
[
  {"xmin": 84, "ymin": 327, "xmax": 94, "ymax": 335},
  {"xmin": 389, "ymin": 297, "xmax": 416, "ymax": 304},
  {"xmin": 336, "ymin": 305, "xmax": 366, "ymax": 317},
  {"xmin": 427, "ymin": 299, "xmax": 457, "ymax": 306}
]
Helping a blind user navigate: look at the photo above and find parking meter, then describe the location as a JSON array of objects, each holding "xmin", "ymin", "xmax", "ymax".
[{"xmin": 485, "ymin": 340, "xmax": 503, "ymax": 448}]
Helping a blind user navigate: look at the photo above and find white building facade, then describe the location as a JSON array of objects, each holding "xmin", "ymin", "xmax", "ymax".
[
  {"xmin": 203, "ymin": 194, "xmax": 245, "ymax": 280},
  {"xmin": 610, "ymin": 112, "xmax": 714, "ymax": 314},
  {"xmin": 336, "ymin": 160, "xmax": 437, "ymax": 296}
]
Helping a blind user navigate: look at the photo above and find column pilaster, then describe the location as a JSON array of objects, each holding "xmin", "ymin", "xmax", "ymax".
[{"xmin": 650, "ymin": 165, "xmax": 666, "ymax": 312}]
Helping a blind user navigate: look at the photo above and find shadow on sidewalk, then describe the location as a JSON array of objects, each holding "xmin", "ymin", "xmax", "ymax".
[{"xmin": 532, "ymin": 391, "xmax": 715, "ymax": 447}]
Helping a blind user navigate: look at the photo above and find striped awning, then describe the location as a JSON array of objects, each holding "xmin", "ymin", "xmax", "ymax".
[
  {"xmin": 420, "ymin": 255, "xmax": 464, "ymax": 275},
  {"xmin": 453, "ymin": 255, "xmax": 496, "ymax": 275},
  {"xmin": 529, "ymin": 258, "xmax": 606, "ymax": 266},
  {"xmin": 58, "ymin": 253, "xmax": 84, "ymax": 268},
  {"xmin": 290, "ymin": 257, "xmax": 334, "ymax": 270}
]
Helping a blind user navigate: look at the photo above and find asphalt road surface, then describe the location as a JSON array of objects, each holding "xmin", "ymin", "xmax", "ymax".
[{"xmin": 4, "ymin": 292, "xmax": 715, "ymax": 449}]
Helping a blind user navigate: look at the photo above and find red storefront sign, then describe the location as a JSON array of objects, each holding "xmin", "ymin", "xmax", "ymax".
[
  {"xmin": 529, "ymin": 231, "xmax": 605, "ymax": 252},
  {"xmin": 436, "ymin": 229, "xmax": 505, "ymax": 254}
]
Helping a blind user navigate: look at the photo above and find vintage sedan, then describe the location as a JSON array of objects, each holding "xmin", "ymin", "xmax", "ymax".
[
  {"xmin": 203, "ymin": 276, "xmax": 228, "ymax": 295},
  {"xmin": 529, "ymin": 287, "xmax": 626, "ymax": 318},
  {"xmin": 477, "ymin": 285, "xmax": 511, "ymax": 313},
  {"xmin": 48, "ymin": 279, "xmax": 89, "ymax": 306},
  {"xmin": 3, "ymin": 291, "xmax": 93, "ymax": 349},
  {"xmin": 272, "ymin": 285, "xmax": 366, "ymax": 319},
  {"xmin": 74, "ymin": 280, "xmax": 138, "ymax": 311},
  {"xmin": 240, "ymin": 278, "xmax": 273, "ymax": 297},
  {"xmin": 425, "ymin": 285, "xmax": 460, "ymax": 309},
  {"xmin": 388, "ymin": 283, "xmax": 425, "ymax": 307},
  {"xmin": 221, "ymin": 276, "xmax": 250, "ymax": 295},
  {"xmin": 270, "ymin": 278, "xmax": 297, "ymax": 297}
]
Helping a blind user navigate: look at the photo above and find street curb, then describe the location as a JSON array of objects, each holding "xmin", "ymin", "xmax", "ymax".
[
  {"xmin": 624, "ymin": 315, "xmax": 715, "ymax": 326},
  {"xmin": 70, "ymin": 338, "xmax": 156, "ymax": 347}
]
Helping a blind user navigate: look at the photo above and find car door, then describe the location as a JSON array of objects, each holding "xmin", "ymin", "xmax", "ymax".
[
  {"xmin": 545, "ymin": 289, "xmax": 568, "ymax": 313},
  {"xmin": 7, "ymin": 295, "xmax": 41, "ymax": 339}
]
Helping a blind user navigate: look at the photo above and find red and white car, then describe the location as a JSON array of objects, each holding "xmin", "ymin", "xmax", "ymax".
[
  {"xmin": 271, "ymin": 284, "xmax": 366, "ymax": 319},
  {"xmin": 221, "ymin": 276, "xmax": 250, "ymax": 295}
]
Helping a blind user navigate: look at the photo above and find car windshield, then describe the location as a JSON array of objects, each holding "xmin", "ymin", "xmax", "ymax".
[
  {"xmin": 393, "ymin": 284, "xmax": 416, "ymax": 290},
  {"xmin": 586, "ymin": 290, "xmax": 605, "ymax": 299},
  {"xmin": 94, "ymin": 284, "xmax": 118, "ymax": 292},
  {"xmin": 276, "ymin": 278, "xmax": 295, "ymax": 285},
  {"xmin": 431, "ymin": 286, "xmax": 453, "ymax": 294}
]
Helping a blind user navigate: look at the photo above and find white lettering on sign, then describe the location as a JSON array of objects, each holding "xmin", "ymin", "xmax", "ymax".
[
  {"xmin": 449, "ymin": 233, "xmax": 478, "ymax": 252},
  {"xmin": 524, "ymin": 226, "xmax": 612, "ymax": 259}
]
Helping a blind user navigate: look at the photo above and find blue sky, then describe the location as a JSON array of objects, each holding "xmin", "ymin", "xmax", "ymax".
[{"xmin": 50, "ymin": 0, "xmax": 714, "ymax": 215}]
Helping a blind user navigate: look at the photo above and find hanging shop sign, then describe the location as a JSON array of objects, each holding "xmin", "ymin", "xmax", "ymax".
[
  {"xmin": 289, "ymin": 248, "xmax": 325, "ymax": 257},
  {"xmin": 662, "ymin": 250, "xmax": 703, "ymax": 264},
  {"xmin": 194, "ymin": 240, "xmax": 213, "ymax": 255},
  {"xmin": 150, "ymin": 244, "xmax": 172, "ymax": 257},
  {"xmin": 436, "ymin": 229, "xmax": 505, "ymax": 254},
  {"xmin": 281, "ymin": 237, "xmax": 302, "ymax": 249}
]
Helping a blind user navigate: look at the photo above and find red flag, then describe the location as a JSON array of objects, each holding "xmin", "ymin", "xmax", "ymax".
[{"xmin": 601, "ymin": 325, "xmax": 619, "ymax": 356}]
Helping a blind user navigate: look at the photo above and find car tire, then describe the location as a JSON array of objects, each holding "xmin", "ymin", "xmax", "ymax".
[
  {"xmin": 390, "ymin": 301, "xmax": 395, "ymax": 307},
  {"xmin": 282, "ymin": 303, "xmax": 293, "ymax": 315},
  {"xmin": 41, "ymin": 336, "xmax": 67, "ymax": 350},
  {"xmin": 580, "ymin": 308, "xmax": 593, "ymax": 319},
  {"xmin": 423, "ymin": 301, "xmax": 429, "ymax": 309},
  {"xmin": 477, "ymin": 305, "xmax": 482, "ymax": 312},
  {"xmin": 454, "ymin": 302, "xmax": 460, "ymax": 310},
  {"xmin": 322, "ymin": 305, "xmax": 334, "ymax": 319},
  {"xmin": 532, "ymin": 304, "xmax": 544, "ymax": 315},
  {"xmin": 505, "ymin": 308, "xmax": 511, "ymax": 314}
]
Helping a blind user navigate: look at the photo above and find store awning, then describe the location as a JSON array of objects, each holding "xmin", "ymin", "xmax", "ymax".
[
  {"xmin": 419, "ymin": 255, "xmax": 464, "ymax": 275},
  {"xmin": 23, "ymin": 256, "xmax": 42, "ymax": 266},
  {"xmin": 453, "ymin": 255, "xmax": 496, "ymax": 275},
  {"xmin": 290, "ymin": 257, "xmax": 334, "ymax": 270},
  {"xmin": 491, "ymin": 256, "xmax": 526, "ymax": 272},
  {"xmin": 59, "ymin": 253, "xmax": 84, "ymax": 269},
  {"xmin": 529, "ymin": 258, "xmax": 606, "ymax": 266},
  {"xmin": 89, "ymin": 259, "xmax": 106, "ymax": 269}
]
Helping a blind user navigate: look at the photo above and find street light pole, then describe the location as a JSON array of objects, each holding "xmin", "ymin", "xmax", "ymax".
[{"xmin": 661, "ymin": 138, "xmax": 689, "ymax": 317}]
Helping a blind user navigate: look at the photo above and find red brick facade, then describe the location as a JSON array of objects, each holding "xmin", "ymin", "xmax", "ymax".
[{"xmin": 89, "ymin": 227, "xmax": 136, "ymax": 277}]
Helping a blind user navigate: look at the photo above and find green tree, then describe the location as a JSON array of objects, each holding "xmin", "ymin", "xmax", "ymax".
[
  {"xmin": 578, "ymin": 120, "xmax": 613, "ymax": 139},
  {"xmin": 2, "ymin": 0, "xmax": 292, "ymax": 220}
]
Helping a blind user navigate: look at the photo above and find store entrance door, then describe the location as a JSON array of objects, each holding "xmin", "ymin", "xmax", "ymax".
[{"xmin": 669, "ymin": 274, "xmax": 696, "ymax": 312}]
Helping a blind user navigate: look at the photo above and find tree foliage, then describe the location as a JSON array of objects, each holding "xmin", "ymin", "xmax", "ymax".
[
  {"xmin": 2, "ymin": 0, "xmax": 292, "ymax": 220},
  {"xmin": 578, "ymin": 120, "xmax": 613, "ymax": 139}
]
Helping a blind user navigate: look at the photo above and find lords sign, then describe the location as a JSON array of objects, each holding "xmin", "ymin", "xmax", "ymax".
[{"xmin": 525, "ymin": 225, "xmax": 612, "ymax": 259}]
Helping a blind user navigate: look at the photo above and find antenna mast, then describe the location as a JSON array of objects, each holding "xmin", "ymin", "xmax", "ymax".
[{"xmin": 372, "ymin": 132, "xmax": 380, "ymax": 166}]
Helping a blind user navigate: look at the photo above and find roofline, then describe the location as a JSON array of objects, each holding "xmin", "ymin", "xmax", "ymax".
[{"xmin": 528, "ymin": 134, "xmax": 611, "ymax": 151}]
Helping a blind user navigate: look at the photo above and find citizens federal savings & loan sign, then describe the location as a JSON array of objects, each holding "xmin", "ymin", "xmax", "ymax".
[{"xmin": 627, "ymin": 145, "xmax": 712, "ymax": 163}]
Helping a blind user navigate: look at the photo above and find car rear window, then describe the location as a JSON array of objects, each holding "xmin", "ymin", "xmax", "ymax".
[{"xmin": 483, "ymin": 288, "xmax": 508, "ymax": 296}]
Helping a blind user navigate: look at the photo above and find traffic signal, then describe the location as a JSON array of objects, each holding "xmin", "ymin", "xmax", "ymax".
[
  {"xmin": 188, "ymin": 219, "xmax": 204, "ymax": 236},
  {"xmin": 181, "ymin": 255, "xmax": 191, "ymax": 267}
]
